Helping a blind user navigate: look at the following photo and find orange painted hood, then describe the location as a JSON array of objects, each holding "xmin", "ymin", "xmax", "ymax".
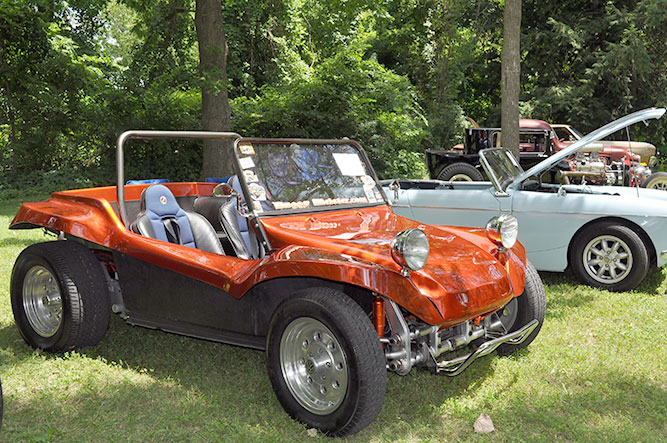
[{"xmin": 261, "ymin": 206, "xmax": 526, "ymax": 325}]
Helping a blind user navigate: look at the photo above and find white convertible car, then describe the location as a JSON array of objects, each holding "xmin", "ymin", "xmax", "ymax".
[{"xmin": 388, "ymin": 108, "xmax": 667, "ymax": 291}]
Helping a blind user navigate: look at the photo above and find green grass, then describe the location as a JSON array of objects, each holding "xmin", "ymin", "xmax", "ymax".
[{"xmin": 1, "ymin": 196, "xmax": 666, "ymax": 442}]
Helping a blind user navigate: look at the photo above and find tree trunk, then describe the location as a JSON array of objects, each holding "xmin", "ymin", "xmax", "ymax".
[
  {"xmin": 0, "ymin": 43, "xmax": 16, "ymax": 145},
  {"xmin": 501, "ymin": 0, "xmax": 521, "ymax": 161},
  {"xmin": 195, "ymin": 0, "xmax": 233, "ymax": 178}
]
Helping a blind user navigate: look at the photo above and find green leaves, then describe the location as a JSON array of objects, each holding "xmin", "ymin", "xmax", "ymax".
[{"xmin": 2, "ymin": 0, "xmax": 667, "ymax": 191}]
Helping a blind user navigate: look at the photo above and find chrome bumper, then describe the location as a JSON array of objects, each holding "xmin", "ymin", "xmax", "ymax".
[{"xmin": 435, "ymin": 319, "xmax": 539, "ymax": 376}]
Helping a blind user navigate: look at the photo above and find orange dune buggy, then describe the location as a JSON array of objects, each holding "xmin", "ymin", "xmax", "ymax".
[{"xmin": 10, "ymin": 131, "xmax": 545, "ymax": 436}]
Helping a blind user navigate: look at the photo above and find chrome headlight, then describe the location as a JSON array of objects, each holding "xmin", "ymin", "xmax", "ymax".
[
  {"xmin": 485, "ymin": 214, "xmax": 519, "ymax": 249},
  {"xmin": 391, "ymin": 229, "xmax": 430, "ymax": 271}
]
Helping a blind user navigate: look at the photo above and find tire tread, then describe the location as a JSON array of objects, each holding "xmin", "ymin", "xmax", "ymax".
[
  {"xmin": 11, "ymin": 241, "xmax": 111, "ymax": 351},
  {"xmin": 266, "ymin": 287, "xmax": 386, "ymax": 437},
  {"xmin": 436, "ymin": 162, "xmax": 484, "ymax": 181},
  {"xmin": 569, "ymin": 222, "xmax": 649, "ymax": 291}
]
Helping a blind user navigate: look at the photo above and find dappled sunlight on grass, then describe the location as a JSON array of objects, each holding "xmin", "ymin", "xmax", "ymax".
[{"xmin": 1, "ymin": 197, "xmax": 666, "ymax": 441}]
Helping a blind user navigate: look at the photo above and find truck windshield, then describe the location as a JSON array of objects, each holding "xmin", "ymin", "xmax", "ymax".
[{"xmin": 235, "ymin": 141, "xmax": 386, "ymax": 214}]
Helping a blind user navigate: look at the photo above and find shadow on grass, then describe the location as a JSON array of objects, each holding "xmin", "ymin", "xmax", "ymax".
[
  {"xmin": 490, "ymin": 370, "xmax": 667, "ymax": 441},
  {"xmin": 539, "ymin": 267, "xmax": 666, "ymax": 321},
  {"xmin": 72, "ymin": 315, "xmax": 505, "ymax": 438},
  {"xmin": 538, "ymin": 270, "xmax": 598, "ymax": 320},
  {"xmin": 635, "ymin": 266, "xmax": 666, "ymax": 294},
  {"xmin": 6, "ymin": 311, "xmax": 663, "ymax": 441}
]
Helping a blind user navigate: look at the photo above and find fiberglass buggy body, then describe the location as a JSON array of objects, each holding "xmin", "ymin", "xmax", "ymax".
[{"xmin": 9, "ymin": 132, "xmax": 545, "ymax": 436}]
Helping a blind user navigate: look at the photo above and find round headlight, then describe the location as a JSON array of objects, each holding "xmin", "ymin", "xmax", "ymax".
[
  {"xmin": 392, "ymin": 229, "xmax": 430, "ymax": 271},
  {"xmin": 485, "ymin": 214, "xmax": 519, "ymax": 249}
]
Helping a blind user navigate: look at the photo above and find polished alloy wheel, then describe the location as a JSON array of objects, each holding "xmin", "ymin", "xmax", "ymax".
[
  {"xmin": 280, "ymin": 318, "xmax": 348, "ymax": 415},
  {"xmin": 582, "ymin": 235, "xmax": 633, "ymax": 284},
  {"xmin": 22, "ymin": 265, "xmax": 62, "ymax": 337}
]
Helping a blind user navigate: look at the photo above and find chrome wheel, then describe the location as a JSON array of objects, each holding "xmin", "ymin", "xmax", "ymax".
[
  {"xmin": 279, "ymin": 317, "xmax": 348, "ymax": 415},
  {"xmin": 582, "ymin": 235, "xmax": 633, "ymax": 285},
  {"xmin": 22, "ymin": 265, "xmax": 62, "ymax": 338},
  {"xmin": 449, "ymin": 173, "xmax": 473, "ymax": 182}
]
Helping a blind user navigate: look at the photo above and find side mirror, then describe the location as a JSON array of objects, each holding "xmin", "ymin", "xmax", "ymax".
[
  {"xmin": 388, "ymin": 179, "xmax": 401, "ymax": 202},
  {"xmin": 213, "ymin": 182, "xmax": 250, "ymax": 217},
  {"xmin": 213, "ymin": 182, "xmax": 237, "ymax": 197}
]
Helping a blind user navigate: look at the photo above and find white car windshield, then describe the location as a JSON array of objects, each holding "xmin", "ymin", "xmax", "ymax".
[
  {"xmin": 235, "ymin": 140, "xmax": 386, "ymax": 214},
  {"xmin": 479, "ymin": 148, "xmax": 523, "ymax": 192}
]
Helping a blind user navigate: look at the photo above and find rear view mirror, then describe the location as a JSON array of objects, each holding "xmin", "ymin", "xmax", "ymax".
[{"xmin": 213, "ymin": 183, "xmax": 237, "ymax": 197}]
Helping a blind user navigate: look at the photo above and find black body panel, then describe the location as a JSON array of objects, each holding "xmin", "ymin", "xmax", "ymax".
[
  {"xmin": 112, "ymin": 251, "xmax": 290, "ymax": 349},
  {"xmin": 111, "ymin": 252, "xmax": 374, "ymax": 351}
]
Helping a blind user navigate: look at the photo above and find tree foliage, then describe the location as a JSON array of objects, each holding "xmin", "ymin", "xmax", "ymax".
[{"xmin": 1, "ymin": 0, "xmax": 666, "ymax": 195}]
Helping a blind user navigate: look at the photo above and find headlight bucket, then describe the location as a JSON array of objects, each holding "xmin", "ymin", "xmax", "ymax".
[
  {"xmin": 485, "ymin": 214, "xmax": 519, "ymax": 249},
  {"xmin": 391, "ymin": 229, "xmax": 430, "ymax": 271}
]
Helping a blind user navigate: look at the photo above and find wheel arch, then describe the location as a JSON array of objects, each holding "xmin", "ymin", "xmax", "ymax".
[
  {"xmin": 248, "ymin": 276, "xmax": 377, "ymax": 321},
  {"xmin": 567, "ymin": 216, "xmax": 657, "ymax": 267}
]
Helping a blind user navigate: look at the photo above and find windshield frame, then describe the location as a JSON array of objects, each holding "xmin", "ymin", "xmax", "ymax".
[
  {"xmin": 232, "ymin": 137, "xmax": 390, "ymax": 218},
  {"xmin": 479, "ymin": 147, "xmax": 523, "ymax": 195}
]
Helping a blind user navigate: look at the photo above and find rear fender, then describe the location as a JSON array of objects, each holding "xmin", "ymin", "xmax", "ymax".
[{"xmin": 10, "ymin": 194, "xmax": 124, "ymax": 242}]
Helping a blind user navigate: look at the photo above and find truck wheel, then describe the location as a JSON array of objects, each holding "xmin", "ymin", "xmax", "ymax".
[
  {"xmin": 497, "ymin": 261, "xmax": 546, "ymax": 355},
  {"xmin": 569, "ymin": 222, "xmax": 648, "ymax": 292},
  {"xmin": 11, "ymin": 241, "xmax": 111, "ymax": 352},
  {"xmin": 436, "ymin": 162, "xmax": 484, "ymax": 182},
  {"xmin": 266, "ymin": 288, "xmax": 386, "ymax": 437},
  {"xmin": 641, "ymin": 172, "xmax": 667, "ymax": 190}
]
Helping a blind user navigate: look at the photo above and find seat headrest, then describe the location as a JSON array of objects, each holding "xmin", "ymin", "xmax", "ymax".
[{"xmin": 140, "ymin": 184, "xmax": 181, "ymax": 216}]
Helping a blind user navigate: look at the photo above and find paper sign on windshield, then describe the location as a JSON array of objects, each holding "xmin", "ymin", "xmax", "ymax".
[
  {"xmin": 239, "ymin": 157, "xmax": 255, "ymax": 169},
  {"xmin": 333, "ymin": 153, "xmax": 366, "ymax": 176}
]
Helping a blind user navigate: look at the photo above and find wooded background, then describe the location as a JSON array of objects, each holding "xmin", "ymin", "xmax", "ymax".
[{"xmin": 1, "ymin": 0, "xmax": 666, "ymax": 194}]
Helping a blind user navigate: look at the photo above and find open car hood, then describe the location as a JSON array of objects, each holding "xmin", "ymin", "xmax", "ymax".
[{"xmin": 512, "ymin": 107, "xmax": 665, "ymax": 186}]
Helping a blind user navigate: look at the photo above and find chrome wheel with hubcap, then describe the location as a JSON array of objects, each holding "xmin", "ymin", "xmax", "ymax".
[
  {"xmin": 266, "ymin": 288, "xmax": 386, "ymax": 436},
  {"xmin": 280, "ymin": 318, "xmax": 348, "ymax": 415},
  {"xmin": 22, "ymin": 265, "xmax": 63, "ymax": 338}
]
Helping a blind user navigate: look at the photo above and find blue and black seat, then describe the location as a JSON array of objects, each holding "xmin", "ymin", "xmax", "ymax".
[
  {"xmin": 130, "ymin": 184, "xmax": 224, "ymax": 255},
  {"xmin": 192, "ymin": 176, "xmax": 263, "ymax": 259}
]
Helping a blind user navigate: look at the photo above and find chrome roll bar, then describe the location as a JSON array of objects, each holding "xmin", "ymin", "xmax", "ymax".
[{"xmin": 116, "ymin": 130, "xmax": 241, "ymax": 227}]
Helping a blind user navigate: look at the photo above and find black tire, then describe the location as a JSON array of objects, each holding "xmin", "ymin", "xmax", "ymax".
[
  {"xmin": 641, "ymin": 171, "xmax": 667, "ymax": 190},
  {"xmin": 266, "ymin": 288, "xmax": 386, "ymax": 437},
  {"xmin": 569, "ymin": 222, "xmax": 649, "ymax": 292},
  {"xmin": 436, "ymin": 162, "xmax": 484, "ymax": 182},
  {"xmin": 11, "ymin": 241, "xmax": 111, "ymax": 352},
  {"xmin": 497, "ymin": 261, "xmax": 546, "ymax": 355}
]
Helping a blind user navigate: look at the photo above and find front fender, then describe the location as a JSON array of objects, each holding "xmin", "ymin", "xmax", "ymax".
[
  {"xmin": 435, "ymin": 225, "xmax": 527, "ymax": 297},
  {"xmin": 236, "ymin": 245, "xmax": 445, "ymax": 325}
]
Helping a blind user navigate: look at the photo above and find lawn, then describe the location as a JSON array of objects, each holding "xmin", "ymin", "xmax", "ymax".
[{"xmin": 0, "ymin": 196, "xmax": 666, "ymax": 442}]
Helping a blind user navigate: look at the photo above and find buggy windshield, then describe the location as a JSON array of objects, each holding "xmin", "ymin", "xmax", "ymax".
[{"xmin": 235, "ymin": 140, "xmax": 386, "ymax": 214}]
